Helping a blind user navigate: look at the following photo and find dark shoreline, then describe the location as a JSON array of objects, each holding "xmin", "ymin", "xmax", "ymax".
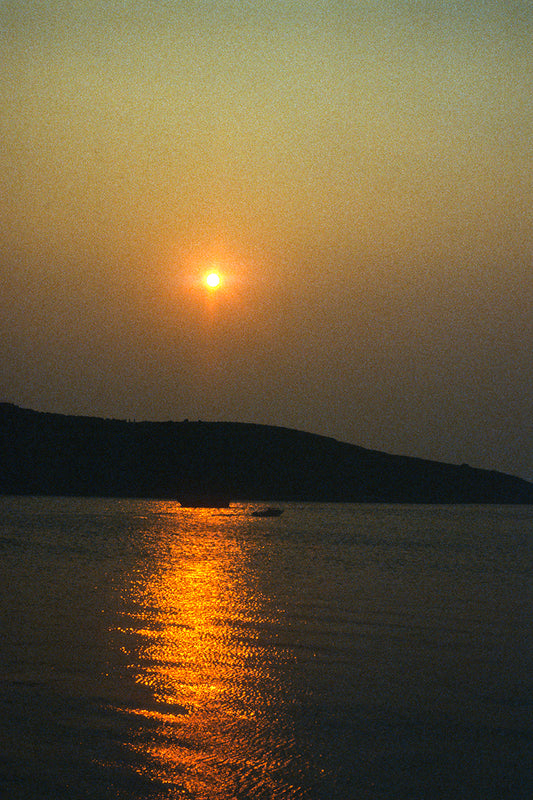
[{"xmin": 2, "ymin": 403, "xmax": 533, "ymax": 504}]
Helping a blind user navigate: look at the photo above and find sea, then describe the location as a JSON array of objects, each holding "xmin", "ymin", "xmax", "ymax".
[{"xmin": 0, "ymin": 497, "xmax": 531, "ymax": 800}]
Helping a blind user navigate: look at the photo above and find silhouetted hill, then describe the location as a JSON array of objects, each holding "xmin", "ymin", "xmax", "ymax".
[{"xmin": 1, "ymin": 403, "xmax": 532, "ymax": 503}]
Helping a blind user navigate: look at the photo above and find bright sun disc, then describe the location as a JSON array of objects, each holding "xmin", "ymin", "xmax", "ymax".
[{"xmin": 205, "ymin": 272, "xmax": 221, "ymax": 288}]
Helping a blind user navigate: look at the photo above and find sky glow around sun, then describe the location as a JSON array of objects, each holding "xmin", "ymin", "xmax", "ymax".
[{"xmin": 1, "ymin": 0, "xmax": 532, "ymax": 481}]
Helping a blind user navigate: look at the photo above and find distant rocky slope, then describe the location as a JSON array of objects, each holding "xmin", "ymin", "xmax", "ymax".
[{"xmin": 1, "ymin": 403, "xmax": 532, "ymax": 503}]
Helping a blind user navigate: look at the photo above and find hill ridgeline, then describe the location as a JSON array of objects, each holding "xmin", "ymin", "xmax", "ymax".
[{"xmin": 1, "ymin": 403, "xmax": 532, "ymax": 504}]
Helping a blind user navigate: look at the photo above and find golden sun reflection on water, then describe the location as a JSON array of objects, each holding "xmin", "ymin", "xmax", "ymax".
[{"xmin": 114, "ymin": 506, "xmax": 300, "ymax": 799}]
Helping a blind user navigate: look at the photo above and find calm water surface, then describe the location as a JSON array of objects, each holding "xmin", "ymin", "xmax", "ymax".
[{"xmin": 0, "ymin": 497, "xmax": 532, "ymax": 799}]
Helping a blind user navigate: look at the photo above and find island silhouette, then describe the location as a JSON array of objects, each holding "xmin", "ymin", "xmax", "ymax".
[{"xmin": 1, "ymin": 403, "xmax": 532, "ymax": 504}]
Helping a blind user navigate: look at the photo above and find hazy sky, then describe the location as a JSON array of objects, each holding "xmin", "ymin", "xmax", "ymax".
[{"xmin": 2, "ymin": 1, "xmax": 532, "ymax": 480}]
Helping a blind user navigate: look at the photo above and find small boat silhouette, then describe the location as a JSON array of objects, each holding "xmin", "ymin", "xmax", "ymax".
[{"xmin": 250, "ymin": 507, "xmax": 283, "ymax": 517}]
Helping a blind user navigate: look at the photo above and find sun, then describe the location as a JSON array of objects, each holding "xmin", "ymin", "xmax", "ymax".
[{"xmin": 205, "ymin": 272, "xmax": 221, "ymax": 289}]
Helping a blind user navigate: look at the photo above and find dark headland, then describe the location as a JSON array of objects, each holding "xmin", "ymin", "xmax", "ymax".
[{"xmin": 1, "ymin": 403, "xmax": 532, "ymax": 504}]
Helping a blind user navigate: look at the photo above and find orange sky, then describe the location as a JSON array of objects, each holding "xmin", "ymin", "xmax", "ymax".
[{"xmin": 1, "ymin": 1, "xmax": 532, "ymax": 479}]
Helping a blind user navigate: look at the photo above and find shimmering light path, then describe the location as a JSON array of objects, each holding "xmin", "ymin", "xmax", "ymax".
[
  {"xmin": 113, "ymin": 507, "xmax": 306, "ymax": 799},
  {"xmin": 1, "ymin": 497, "xmax": 532, "ymax": 799}
]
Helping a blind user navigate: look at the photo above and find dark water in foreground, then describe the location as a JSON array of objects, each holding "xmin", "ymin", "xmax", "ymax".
[{"xmin": 0, "ymin": 498, "xmax": 531, "ymax": 799}]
